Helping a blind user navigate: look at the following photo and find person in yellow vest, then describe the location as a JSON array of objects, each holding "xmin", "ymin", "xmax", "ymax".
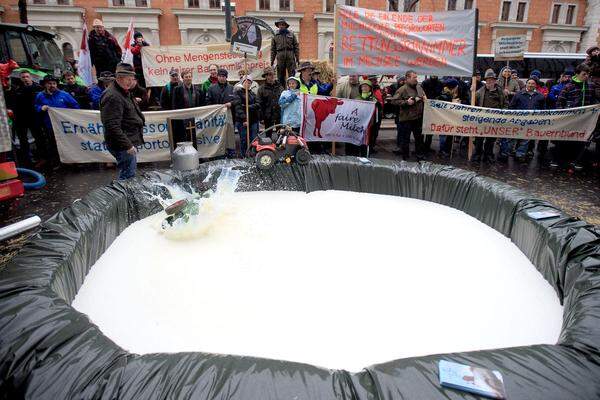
[{"xmin": 297, "ymin": 62, "xmax": 318, "ymax": 95}]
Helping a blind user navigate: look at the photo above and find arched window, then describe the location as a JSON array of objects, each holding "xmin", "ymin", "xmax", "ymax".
[{"xmin": 62, "ymin": 42, "xmax": 74, "ymax": 61}]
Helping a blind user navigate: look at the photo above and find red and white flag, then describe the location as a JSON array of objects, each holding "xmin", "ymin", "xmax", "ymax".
[
  {"xmin": 121, "ymin": 17, "xmax": 135, "ymax": 65},
  {"xmin": 77, "ymin": 21, "xmax": 93, "ymax": 86}
]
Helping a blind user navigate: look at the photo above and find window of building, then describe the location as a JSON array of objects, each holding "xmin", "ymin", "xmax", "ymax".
[
  {"xmin": 259, "ymin": 0, "xmax": 270, "ymax": 9},
  {"xmin": 551, "ymin": 4, "xmax": 561, "ymax": 23},
  {"xmin": 325, "ymin": 0, "xmax": 335, "ymax": 12},
  {"xmin": 279, "ymin": 0, "xmax": 290, "ymax": 10},
  {"xmin": 209, "ymin": 0, "xmax": 220, "ymax": 7},
  {"xmin": 112, "ymin": 0, "xmax": 125, "ymax": 5},
  {"xmin": 57, "ymin": 0, "xmax": 70, "ymax": 4},
  {"xmin": 516, "ymin": 1, "xmax": 527, "ymax": 21},
  {"xmin": 500, "ymin": 1, "xmax": 511, "ymax": 21},
  {"xmin": 135, "ymin": 0, "xmax": 148, "ymax": 5},
  {"xmin": 345, "ymin": 0, "xmax": 355, "ymax": 5},
  {"xmin": 464, "ymin": 0, "xmax": 473, "ymax": 9},
  {"xmin": 32, "ymin": 0, "xmax": 46, "ymax": 4},
  {"xmin": 188, "ymin": 0, "xmax": 200, "ymax": 6},
  {"xmin": 565, "ymin": 4, "xmax": 576, "ymax": 24},
  {"xmin": 447, "ymin": 0, "xmax": 457, "ymax": 10}
]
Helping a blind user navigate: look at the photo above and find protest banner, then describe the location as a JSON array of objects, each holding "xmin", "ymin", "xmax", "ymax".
[
  {"xmin": 300, "ymin": 94, "xmax": 375, "ymax": 146},
  {"xmin": 141, "ymin": 44, "xmax": 271, "ymax": 87},
  {"xmin": 494, "ymin": 35, "xmax": 526, "ymax": 61},
  {"xmin": 423, "ymin": 100, "xmax": 600, "ymax": 142},
  {"xmin": 230, "ymin": 16, "xmax": 274, "ymax": 58},
  {"xmin": 334, "ymin": 6, "xmax": 476, "ymax": 76},
  {"xmin": 48, "ymin": 105, "xmax": 235, "ymax": 163}
]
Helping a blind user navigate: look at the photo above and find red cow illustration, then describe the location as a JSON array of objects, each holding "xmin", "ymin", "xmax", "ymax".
[{"xmin": 311, "ymin": 97, "xmax": 344, "ymax": 138}]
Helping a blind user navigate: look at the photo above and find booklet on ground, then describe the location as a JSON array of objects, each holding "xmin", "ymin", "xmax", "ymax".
[
  {"xmin": 439, "ymin": 360, "xmax": 507, "ymax": 399},
  {"xmin": 526, "ymin": 210, "xmax": 561, "ymax": 220}
]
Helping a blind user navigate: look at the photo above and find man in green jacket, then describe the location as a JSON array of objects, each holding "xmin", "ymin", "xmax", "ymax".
[{"xmin": 390, "ymin": 70, "xmax": 426, "ymax": 160}]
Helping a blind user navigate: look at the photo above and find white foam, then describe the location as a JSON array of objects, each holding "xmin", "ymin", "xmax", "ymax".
[{"xmin": 72, "ymin": 190, "xmax": 563, "ymax": 371}]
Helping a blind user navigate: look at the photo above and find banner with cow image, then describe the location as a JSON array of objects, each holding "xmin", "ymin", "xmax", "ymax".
[{"xmin": 300, "ymin": 94, "xmax": 376, "ymax": 146}]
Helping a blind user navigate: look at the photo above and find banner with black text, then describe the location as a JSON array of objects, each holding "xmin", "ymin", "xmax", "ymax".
[
  {"xmin": 48, "ymin": 105, "xmax": 235, "ymax": 163},
  {"xmin": 423, "ymin": 100, "xmax": 600, "ymax": 141}
]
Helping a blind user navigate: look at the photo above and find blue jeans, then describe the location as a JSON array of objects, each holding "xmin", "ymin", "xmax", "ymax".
[
  {"xmin": 499, "ymin": 139, "xmax": 529, "ymax": 157},
  {"xmin": 235, "ymin": 122, "xmax": 258, "ymax": 155},
  {"xmin": 109, "ymin": 149, "xmax": 137, "ymax": 180}
]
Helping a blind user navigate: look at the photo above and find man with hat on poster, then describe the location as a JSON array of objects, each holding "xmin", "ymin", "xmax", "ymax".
[
  {"xmin": 257, "ymin": 66, "xmax": 283, "ymax": 129},
  {"xmin": 88, "ymin": 19, "xmax": 122, "ymax": 78},
  {"xmin": 297, "ymin": 62, "xmax": 318, "ymax": 95},
  {"xmin": 271, "ymin": 18, "xmax": 299, "ymax": 87},
  {"xmin": 472, "ymin": 68, "xmax": 507, "ymax": 163},
  {"xmin": 34, "ymin": 75, "xmax": 80, "ymax": 167},
  {"xmin": 100, "ymin": 63, "xmax": 145, "ymax": 180},
  {"xmin": 90, "ymin": 71, "xmax": 115, "ymax": 109}
]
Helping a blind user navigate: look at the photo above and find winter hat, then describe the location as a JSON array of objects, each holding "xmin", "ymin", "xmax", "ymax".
[
  {"xmin": 586, "ymin": 46, "xmax": 600, "ymax": 56},
  {"xmin": 530, "ymin": 70, "xmax": 542, "ymax": 79},
  {"xmin": 41, "ymin": 75, "xmax": 59, "ymax": 84},
  {"xmin": 115, "ymin": 63, "xmax": 136, "ymax": 77},
  {"xmin": 297, "ymin": 61, "xmax": 315, "ymax": 72},
  {"xmin": 98, "ymin": 71, "xmax": 115, "ymax": 82},
  {"xmin": 443, "ymin": 78, "xmax": 459, "ymax": 89},
  {"xmin": 484, "ymin": 68, "xmax": 497, "ymax": 80},
  {"xmin": 359, "ymin": 79, "xmax": 372, "ymax": 89},
  {"xmin": 511, "ymin": 69, "xmax": 518, "ymax": 74},
  {"xmin": 261, "ymin": 66, "xmax": 275, "ymax": 77},
  {"xmin": 240, "ymin": 75, "xmax": 253, "ymax": 84},
  {"xmin": 500, "ymin": 66, "xmax": 512, "ymax": 75},
  {"xmin": 563, "ymin": 67, "xmax": 575, "ymax": 76},
  {"xmin": 218, "ymin": 68, "xmax": 229, "ymax": 77},
  {"xmin": 92, "ymin": 19, "xmax": 104, "ymax": 27},
  {"xmin": 169, "ymin": 68, "xmax": 179, "ymax": 77},
  {"xmin": 287, "ymin": 76, "xmax": 301, "ymax": 86},
  {"xmin": 133, "ymin": 31, "xmax": 143, "ymax": 40},
  {"xmin": 275, "ymin": 18, "xmax": 290, "ymax": 28}
]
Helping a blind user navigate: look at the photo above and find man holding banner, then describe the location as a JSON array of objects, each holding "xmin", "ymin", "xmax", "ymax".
[
  {"xmin": 100, "ymin": 63, "xmax": 145, "ymax": 180},
  {"xmin": 472, "ymin": 69, "xmax": 507, "ymax": 163}
]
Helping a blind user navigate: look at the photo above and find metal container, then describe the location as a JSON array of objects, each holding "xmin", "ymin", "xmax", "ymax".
[{"xmin": 172, "ymin": 142, "xmax": 199, "ymax": 171}]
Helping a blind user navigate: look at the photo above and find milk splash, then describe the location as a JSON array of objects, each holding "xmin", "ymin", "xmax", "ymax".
[{"xmin": 149, "ymin": 168, "xmax": 243, "ymax": 240}]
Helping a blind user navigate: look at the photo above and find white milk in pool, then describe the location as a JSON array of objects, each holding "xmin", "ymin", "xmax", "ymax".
[{"xmin": 72, "ymin": 190, "xmax": 563, "ymax": 371}]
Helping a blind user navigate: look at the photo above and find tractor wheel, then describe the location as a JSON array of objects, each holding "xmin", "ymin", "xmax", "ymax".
[
  {"xmin": 295, "ymin": 148, "xmax": 311, "ymax": 165},
  {"xmin": 256, "ymin": 150, "xmax": 276, "ymax": 170}
]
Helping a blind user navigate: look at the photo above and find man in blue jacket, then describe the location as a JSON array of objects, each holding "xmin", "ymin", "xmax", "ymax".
[
  {"xmin": 34, "ymin": 75, "xmax": 80, "ymax": 166},
  {"xmin": 498, "ymin": 78, "xmax": 545, "ymax": 163},
  {"xmin": 547, "ymin": 68, "xmax": 574, "ymax": 108}
]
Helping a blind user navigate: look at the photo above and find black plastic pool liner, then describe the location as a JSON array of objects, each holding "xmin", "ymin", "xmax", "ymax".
[{"xmin": 1, "ymin": 156, "xmax": 599, "ymax": 399}]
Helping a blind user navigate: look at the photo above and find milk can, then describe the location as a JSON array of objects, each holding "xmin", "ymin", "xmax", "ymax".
[{"xmin": 172, "ymin": 142, "xmax": 199, "ymax": 171}]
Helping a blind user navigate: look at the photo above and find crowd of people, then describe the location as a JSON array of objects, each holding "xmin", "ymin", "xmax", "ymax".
[{"xmin": 2, "ymin": 16, "xmax": 599, "ymax": 179}]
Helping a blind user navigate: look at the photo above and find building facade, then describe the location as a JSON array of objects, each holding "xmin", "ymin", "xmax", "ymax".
[{"xmin": 0, "ymin": 0, "xmax": 598, "ymax": 62}]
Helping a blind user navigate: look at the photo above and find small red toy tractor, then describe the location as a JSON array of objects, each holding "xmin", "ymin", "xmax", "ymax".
[{"xmin": 247, "ymin": 124, "xmax": 311, "ymax": 170}]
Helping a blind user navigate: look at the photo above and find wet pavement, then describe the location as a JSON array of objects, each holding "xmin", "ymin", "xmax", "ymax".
[{"xmin": 1, "ymin": 125, "xmax": 598, "ymax": 267}]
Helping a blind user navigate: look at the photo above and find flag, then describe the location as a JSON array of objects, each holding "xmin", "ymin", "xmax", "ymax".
[
  {"xmin": 77, "ymin": 21, "xmax": 93, "ymax": 86},
  {"xmin": 121, "ymin": 17, "xmax": 134, "ymax": 65}
]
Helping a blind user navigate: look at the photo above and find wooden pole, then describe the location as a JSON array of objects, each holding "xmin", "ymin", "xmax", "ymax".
[
  {"xmin": 468, "ymin": 8, "xmax": 479, "ymax": 161},
  {"xmin": 244, "ymin": 53, "xmax": 250, "ymax": 153},
  {"xmin": 331, "ymin": 4, "xmax": 339, "ymax": 156}
]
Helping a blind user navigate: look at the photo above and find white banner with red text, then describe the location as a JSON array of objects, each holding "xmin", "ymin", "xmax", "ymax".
[
  {"xmin": 141, "ymin": 43, "xmax": 271, "ymax": 87},
  {"xmin": 423, "ymin": 100, "xmax": 600, "ymax": 141},
  {"xmin": 48, "ymin": 105, "xmax": 234, "ymax": 163},
  {"xmin": 300, "ymin": 94, "xmax": 376, "ymax": 146}
]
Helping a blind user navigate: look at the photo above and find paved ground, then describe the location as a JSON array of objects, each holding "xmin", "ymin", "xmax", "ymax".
[{"xmin": 1, "ymin": 124, "xmax": 599, "ymax": 267}]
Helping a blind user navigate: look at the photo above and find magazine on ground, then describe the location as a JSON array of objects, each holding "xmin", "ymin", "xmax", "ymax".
[
  {"xmin": 526, "ymin": 210, "xmax": 561, "ymax": 220},
  {"xmin": 439, "ymin": 360, "xmax": 507, "ymax": 399}
]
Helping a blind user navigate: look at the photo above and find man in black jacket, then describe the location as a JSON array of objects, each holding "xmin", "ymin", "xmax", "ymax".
[
  {"xmin": 13, "ymin": 70, "xmax": 44, "ymax": 167},
  {"xmin": 88, "ymin": 19, "xmax": 122, "ymax": 77},
  {"xmin": 206, "ymin": 69, "xmax": 234, "ymax": 107},
  {"xmin": 160, "ymin": 69, "xmax": 180, "ymax": 110},
  {"xmin": 100, "ymin": 63, "xmax": 145, "ymax": 180},
  {"xmin": 232, "ymin": 76, "xmax": 260, "ymax": 155},
  {"xmin": 171, "ymin": 70, "xmax": 205, "ymax": 146},
  {"xmin": 61, "ymin": 71, "xmax": 90, "ymax": 109},
  {"xmin": 257, "ymin": 66, "xmax": 283, "ymax": 129}
]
